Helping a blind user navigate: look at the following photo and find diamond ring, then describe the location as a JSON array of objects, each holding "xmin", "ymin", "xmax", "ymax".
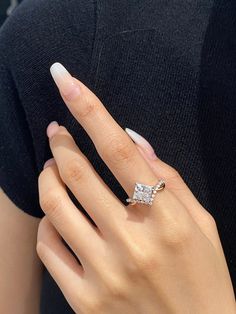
[{"xmin": 126, "ymin": 179, "xmax": 165, "ymax": 206}]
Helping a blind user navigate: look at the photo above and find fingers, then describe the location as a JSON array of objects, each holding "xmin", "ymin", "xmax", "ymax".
[
  {"xmin": 45, "ymin": 121, "xmax": 195, "ymax": 237},
  {"xmin": 46, "ymin": 123, "xmax": 128, "ymax": 236},
  {"xmin": 50, "ymin": 63, "xmax": 158, "ymax": 198},
  {"xmin": 36, "ymin": 216, "xmax": 85, "ymax": 310},
  {"xmin": 38, "ymin": 160, "xmax": 105, "ymax": 269},
  {"xmin": 48, "ymin": 62, "xmax": 197, "ymax": 231}
]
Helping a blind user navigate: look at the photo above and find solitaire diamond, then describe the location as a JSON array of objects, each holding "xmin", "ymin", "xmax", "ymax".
[
  {"xmin": 133, "ymin": 183, "xmax": 154, "ymax": 205},
  {"xmin": 126, "ymin": 179, "xmax": 165, "ymax": 206}
]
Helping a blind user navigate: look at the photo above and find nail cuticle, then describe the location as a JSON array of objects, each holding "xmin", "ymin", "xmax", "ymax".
[{"xmin": 61, "ymin": 83, "xmax": 81, "ymax": 101}]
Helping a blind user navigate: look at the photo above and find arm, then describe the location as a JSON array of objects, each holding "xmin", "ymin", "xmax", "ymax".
[{"xmin": 0, "ymin": 188, "xmax": 43, "ymax": 314}]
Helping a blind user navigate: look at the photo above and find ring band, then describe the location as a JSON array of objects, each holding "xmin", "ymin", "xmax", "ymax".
[{"xmin": 126, "ymin": 179, "xmax": 165, "ymax": 206}]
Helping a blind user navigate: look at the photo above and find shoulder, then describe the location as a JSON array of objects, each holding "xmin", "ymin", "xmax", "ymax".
[
  {"xmin": 0, "ymin": 0, "xmax": 96, "ymax": 218},
  {"xmin": 0, "ymin": 0, "xmax": 96, "ymax": 69},
  {"xmin": 0, "ymin": 0, "xmax": 96, "ymax": 112}
]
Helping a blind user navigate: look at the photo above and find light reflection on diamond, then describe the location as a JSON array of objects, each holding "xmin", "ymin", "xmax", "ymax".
[{"xmin": 133, "ymin": 183, "xmax": 153, "ymax": 203}]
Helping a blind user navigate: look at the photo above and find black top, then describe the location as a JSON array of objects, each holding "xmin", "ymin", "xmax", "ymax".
[
  {"xmin": 0, "ymin": 0, "xmax": 23, "ymax": 26},
  {"xmin": 0, "ymin": 0, "xmax": 235, "ymax": 312}
]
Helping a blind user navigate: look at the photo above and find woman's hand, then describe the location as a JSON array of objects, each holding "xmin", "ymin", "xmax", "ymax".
[{"xmin": 37, "ymin": 63, "xmax": 236, "ymax": 314}]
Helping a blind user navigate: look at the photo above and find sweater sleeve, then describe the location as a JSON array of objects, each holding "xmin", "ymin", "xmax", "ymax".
[{"xmin": 0, "ymin": 60, "xmax": 44, "ymax": 218}]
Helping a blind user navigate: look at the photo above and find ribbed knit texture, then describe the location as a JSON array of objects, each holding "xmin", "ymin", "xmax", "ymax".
[{"xmin": 0, "ymin": 0, "xmax": 235, "ymax": 312}]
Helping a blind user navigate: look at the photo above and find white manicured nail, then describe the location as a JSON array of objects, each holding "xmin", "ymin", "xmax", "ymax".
[
  {"xmin": 50, "ymin": 62, "xmax": 81, "ymax": 100},
  {"xmin": 125, "ymin": 128, "xmax": 158, "ymax": 160}
]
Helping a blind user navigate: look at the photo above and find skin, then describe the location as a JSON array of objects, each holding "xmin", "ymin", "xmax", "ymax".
[
  {"xmin": 0, "ymin": 188, "xmax": 43, "ymax": 314},
  {"xmin": 36, "ymin": 63, "xmax": 236, "ymax": 314}
]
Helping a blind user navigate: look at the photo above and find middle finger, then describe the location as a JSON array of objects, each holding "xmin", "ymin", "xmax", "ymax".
[{"xmin": 46, "ymin": 124, "xmax": 127, "ymax": 236}]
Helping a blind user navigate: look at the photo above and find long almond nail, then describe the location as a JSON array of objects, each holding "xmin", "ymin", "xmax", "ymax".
[
  {"xmin": 50, "ymin": 62, "xmax": 81, "ymax": 100},
  {"xmin": 125, "ymin": 128, "xmax": 158, "ymax": 160}
]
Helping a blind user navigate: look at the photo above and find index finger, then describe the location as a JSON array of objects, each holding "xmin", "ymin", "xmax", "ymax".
[{"xmin": 49, "ymin": 63, "xmax": 159, "ymax": 198}]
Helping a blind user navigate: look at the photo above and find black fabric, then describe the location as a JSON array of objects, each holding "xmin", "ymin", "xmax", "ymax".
[
  {"xmin": 0, "ymin": 0, "xmax": 235, "ymax": 312},
  {"xmin": 0, "ymin": 0, "xmax": 23, "ymax": 26}
]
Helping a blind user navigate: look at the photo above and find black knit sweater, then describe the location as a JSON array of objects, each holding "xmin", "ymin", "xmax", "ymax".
[{"xmin": 0, "ymin": 0, "xmax": 235, "ymax": 312}]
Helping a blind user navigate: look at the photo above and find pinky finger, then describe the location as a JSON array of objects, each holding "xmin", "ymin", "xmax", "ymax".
[{"xmin": 36, "ymin": 216, "xmax": 85, "ymax": 312}]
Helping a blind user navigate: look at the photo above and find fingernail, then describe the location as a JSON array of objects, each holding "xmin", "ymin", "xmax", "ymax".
[
  {"xmin": 50, "ymin": 62, "xmax": 81, "ymax": 100},
  {"xmin": 43, "ymin": 158, "xmax": 55, "ymax": 169},
  {"xmin": 47, "ymin": 121, "xmax": 59, "ymax": 139},
  {"xmin": 125, "ymin": 128, "xmax": 158, "ymax": 160}
]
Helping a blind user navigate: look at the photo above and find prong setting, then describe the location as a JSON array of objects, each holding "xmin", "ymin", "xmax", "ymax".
[{"xmin": 126, "ymin": 179, "xmax": 165, "ymax": 206}]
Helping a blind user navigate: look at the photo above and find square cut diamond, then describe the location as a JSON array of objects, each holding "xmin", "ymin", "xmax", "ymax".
[{"xmin": 133, "ymin": 183, "xmax": 153, "ymax": 204}]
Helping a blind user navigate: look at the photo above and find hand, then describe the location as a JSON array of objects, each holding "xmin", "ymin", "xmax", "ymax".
[{"xmin": 37, "ymin": 63, "xmax": 236, "ymax": 314}]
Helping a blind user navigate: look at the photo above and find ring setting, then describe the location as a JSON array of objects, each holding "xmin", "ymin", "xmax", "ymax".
[{"xmin": 126, "ymin": 179, "xmax": 165, "ymax": 206}]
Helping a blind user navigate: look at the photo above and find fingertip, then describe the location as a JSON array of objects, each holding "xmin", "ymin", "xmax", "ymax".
[
  {"xmin": 43, "ymin": 158, "xmax": 56, "ymax": 169},
  {"xmin": 50, "ymin": 62, "xmax": 69, "ymax": 78},
  {"xmin": 47, "ymin": 121, "xmax": 59, "ymax": 139},
  {"xmin": 49, "ymin": 62, "xmax": 81, "ymax": 100}
]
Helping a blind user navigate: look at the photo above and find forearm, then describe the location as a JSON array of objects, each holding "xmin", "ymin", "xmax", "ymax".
[{"xmin": 0, "ymin": 188, "xmax": 44, "ymax": 314}]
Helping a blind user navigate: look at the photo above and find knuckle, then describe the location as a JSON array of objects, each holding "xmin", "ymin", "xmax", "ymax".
[
  {"xmin": 125, "ymin": 244, "xmax": 158, "ymax": 277},
  {"xmin": 161, "ymin": 164, "xmax": 186, "ymax": 192},
  {"xmin": 70, "ymin": 290, "xmax": 88, "ymax": 314},
  {"xmin": 39, "ymin": 188, "xmax": 63, "ymax": 217},
  {"xmin": 81, "ymin": 298, "xmax": 104, "ymax": 314},
  {"xmin": 74, "ymin": 95, "xmax": 100, "ymax": 119},
  {"xmin": 95, "ymin": 193, "xmax": 114, "ymax": 212},
  {"xmin": 160, "ymin": 221, "xmax": 192, "ymax": 250},
  {"xmin": 101, "ymin": 273, "xmax": 127, "ymax": 300},
  {"xmin": 38, "ymin": 170, "xmax": 44, "ymax": 184},
  {"xmin": 60, "ymin": 157, "xmax": 86, "ymax": 183},
  {"xmin": 36, "ymin": 241, "xmax": 45, "ymax": 260},
  {"xmin": 36, "ymin": 218, "xmax": 49, "ymax": 259},
  {"xmin": 102, "ymin": 136, "xmax": 136, "ymax": 165},
  {"xmin": 202, "ymin": 211, "xmax": 217, "ymax": 230},
  {"xmin": 168, "ymin": 166, "xmax": 182, "ymax": 183}
]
